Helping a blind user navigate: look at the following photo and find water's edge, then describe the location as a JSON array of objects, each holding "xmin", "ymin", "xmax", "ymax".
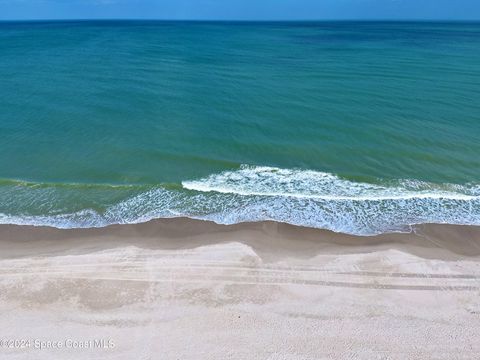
[{"xmin": 1, "ymin": 166, "xmax": 479, "ymax": 236}]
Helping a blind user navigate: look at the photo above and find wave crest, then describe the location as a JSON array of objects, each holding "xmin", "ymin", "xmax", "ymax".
[{"xmin": 182, "ymin": 165, "xmax": 479, "ymax": 200}]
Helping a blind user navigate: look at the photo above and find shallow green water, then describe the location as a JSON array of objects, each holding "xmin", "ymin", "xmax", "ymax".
[{"xmin": 1, "ymin": 21, "xmax": 479, "ymax": 234}]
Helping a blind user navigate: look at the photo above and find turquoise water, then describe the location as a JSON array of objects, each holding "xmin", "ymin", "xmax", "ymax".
[{"xmin": 1, "ymin": 21, "xmax": 480, "ymax": 234}]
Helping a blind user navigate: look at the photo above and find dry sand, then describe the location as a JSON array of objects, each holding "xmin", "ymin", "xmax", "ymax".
[{"xmin": 0, "ymin": 219, "xmax": 479, "ymax": 359}]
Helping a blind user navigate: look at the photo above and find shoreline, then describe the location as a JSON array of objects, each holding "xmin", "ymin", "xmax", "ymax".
[{"xmin": 1, "ymin": 218, "xmax": 480, "ymax": 260}]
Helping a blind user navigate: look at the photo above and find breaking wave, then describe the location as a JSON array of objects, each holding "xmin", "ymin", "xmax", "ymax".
[{"xmin": 1, "ymin": 166, "xmax": 479, "ymax": 235}]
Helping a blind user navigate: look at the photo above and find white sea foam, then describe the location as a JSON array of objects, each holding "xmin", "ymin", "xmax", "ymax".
[
  {"xmin": 1, "ymin": 166, "xmax": 479, "ymax": 235},
  {"xmin": 182, "ymin": 165, "xmax": 479, "ymax": 201},
  {"xmin": 0, "ymin": 210, "xmax": 109, "ymax": 229}
]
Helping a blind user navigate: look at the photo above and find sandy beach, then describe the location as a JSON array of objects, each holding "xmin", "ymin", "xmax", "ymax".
[{"xmin": 0, "ymin": 219, "xmax": 479, "ymax": 359}]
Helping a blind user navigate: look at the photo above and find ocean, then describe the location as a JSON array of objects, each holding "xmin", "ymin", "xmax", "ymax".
[{"xmin": 1, "ymin": 20, "xmax": 479, "ymax": 235}]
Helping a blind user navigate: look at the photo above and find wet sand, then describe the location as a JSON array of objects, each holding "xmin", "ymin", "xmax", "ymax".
[{"xmin": 0, "ymin": 219, "xmax": 479, "ymax": 359}]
